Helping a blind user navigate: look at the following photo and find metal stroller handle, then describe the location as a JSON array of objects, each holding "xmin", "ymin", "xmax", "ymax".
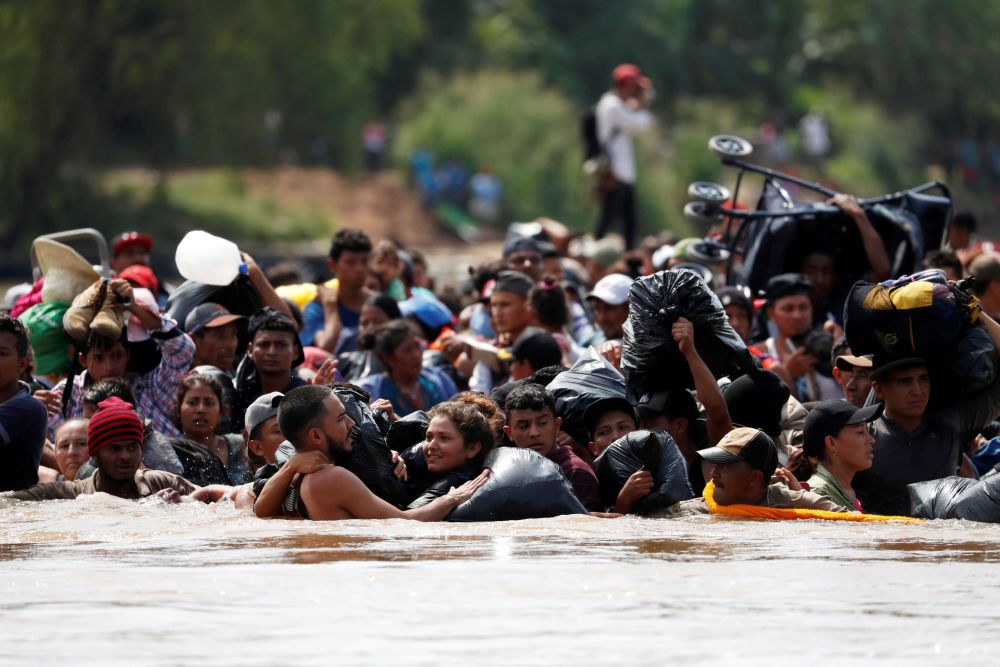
[
  {"xmin": 721, "ymin": 158, "xmax": 839, "ymax": 197},
  {"xmin": 30, "ymin": 228, "xmax": 111, "ymax": 281}
]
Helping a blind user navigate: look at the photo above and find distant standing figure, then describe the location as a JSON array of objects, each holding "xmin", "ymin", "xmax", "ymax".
[
  {"xmin": 593, "ymin": 63, "xmax": 654, "ymax": 251},
  {"xmin": 469, "ymin": 166, "xmax": 502, "ymax": 226},
  {"xmin": 362, "ymin": 121, "xmax": 387, "ymax": 172}
]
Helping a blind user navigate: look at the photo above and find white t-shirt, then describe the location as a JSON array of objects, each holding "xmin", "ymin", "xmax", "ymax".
[{"xmin": 595, "ymin": 92, "xmax": 653, "ymax": 184}]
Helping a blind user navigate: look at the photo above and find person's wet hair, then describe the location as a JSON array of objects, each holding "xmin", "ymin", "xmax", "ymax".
[
  {"xmin": 278, "ymin": 384, "xmax": 334, "ymax": 449},
  {"xmin": 504, "ymin": 383, "xmax": 556, "ymax": 417},
  {"xmin": 329, "ymin": 228, "xmax": 373, "ymax": 261}
]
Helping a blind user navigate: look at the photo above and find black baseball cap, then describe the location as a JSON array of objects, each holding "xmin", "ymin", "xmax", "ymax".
[
  {"xmin": 584, "ymin": 396, "xmax": 638, "ymax": 441},
  {"xmin": 697, "ymin": 427, "xmax": 778, "ymax": 479},
  {"xmin": 636, "ymin": 389, "xmax": 698, "ymax": 421},
  {"xmin": 497, "ymin": 327, "xmax": 563, "ymax": 371},
  {"xmin": 802, "ymin": 400, "xmax": 883, "ymax": 458}
]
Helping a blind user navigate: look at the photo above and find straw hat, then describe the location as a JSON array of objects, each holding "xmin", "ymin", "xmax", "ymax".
[{"xmin": 34, "ymin": 238, "xmax": 101, "ymax": 304}]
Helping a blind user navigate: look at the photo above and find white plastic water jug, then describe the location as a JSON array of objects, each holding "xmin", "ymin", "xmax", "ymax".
[{"xmin": 175, "ymin": 231, "xmax": 246, "ymax": 286}]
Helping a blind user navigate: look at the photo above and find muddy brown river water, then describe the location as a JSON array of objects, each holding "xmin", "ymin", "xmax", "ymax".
[{"xmin": 2, "ymin": 495, "xmax": 999, "ymax": 666}]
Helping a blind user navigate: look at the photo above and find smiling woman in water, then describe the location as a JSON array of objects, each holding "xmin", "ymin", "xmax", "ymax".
[{"xmin": 400, "ymin": 400, "xmax": 496, "ymax": 506}]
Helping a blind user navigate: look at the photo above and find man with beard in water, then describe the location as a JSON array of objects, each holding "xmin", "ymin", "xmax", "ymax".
[
  {"xmin": 6, "ymin": 398, "xmax": 196, "ymax": 501},
  {"xmin": 254, "ymin": 385, "xmax": 487, "ymax": 520}
]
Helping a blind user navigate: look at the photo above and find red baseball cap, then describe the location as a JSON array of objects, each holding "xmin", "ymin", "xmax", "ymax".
[
  {"xmin": 612, "ymin": 63, "xmax": 651, "ymax": 88},
  {"xmin": 118, "ymin": 264, "xmax": 159, "ymax": 293},
  {"xmin": 112, "ymin": 231, "xmax": 153, "ymax": 257}
]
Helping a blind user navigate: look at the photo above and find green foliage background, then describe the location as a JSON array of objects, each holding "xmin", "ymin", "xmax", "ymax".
[{"xmin": 0, "ymin": 0, "xmax": 997, "ymax": 259}]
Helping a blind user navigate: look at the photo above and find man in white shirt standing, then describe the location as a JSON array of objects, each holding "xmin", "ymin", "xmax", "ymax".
[{"xmin": 594, "ymin": 63, "xmax": 653, "ymax": 251}]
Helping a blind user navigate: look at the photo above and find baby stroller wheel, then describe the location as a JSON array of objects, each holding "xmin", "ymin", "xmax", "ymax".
[
  {"xmin": 687, "ymin": 181, "xmax": 731, "ymax": 205},
  {"xmin": 709, "ymin": 135, "xmax": 753, "ymax": 158},
  {"xmin": 684, "ymin": 201, "xmax": 725, "ymax": 226}
]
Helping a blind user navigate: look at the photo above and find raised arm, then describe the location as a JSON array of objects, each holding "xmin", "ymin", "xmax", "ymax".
[
  {"xmin": 672, "ymin": 317, "xmax": 733, "ymax": 445},
  {"xmin": 829, "ymin": 194, "xmax": 891, "ymax": 282},
  {"xmin": 242, "ymin": 253, "xmax": 296, "ymax": 326},
  {"xmin": 311, "ymin": 283, "xmax": 343, "ymax": 353}
]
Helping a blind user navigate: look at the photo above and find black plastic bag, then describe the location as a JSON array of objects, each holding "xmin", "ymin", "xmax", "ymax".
[
  {"xmin": 407, "ymin": 463, "xmax": 479, "ymax": 509},
  {"xmin": 447, "ymin": 448, "xmax": 588, "ymax": 521},
  {"xmin": 387, "ymin": 410, "xmax": 430, "ymax": 453},
  {"xmin": 547, "ymin": 347, "xmax": 631, "ymax": 447},
  {"xmin": 593, "ymin": 430, "xmax": 694, "ymax": 515},
  {"xmin": 621, "ymin": 269, "xmax": 753, "ymax": 395},
  {"xmin": 332, "ymin": 386, "xmax": 408, "ymax": 507},
  {"xmin": 908, "ymin": 475, "xmax": 1000, "ymax": 523}
]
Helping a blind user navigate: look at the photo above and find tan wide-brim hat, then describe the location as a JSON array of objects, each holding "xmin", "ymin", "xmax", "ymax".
[{"xmin": 34, "ymin": 238, "xmax": 101, "ymax": 304}]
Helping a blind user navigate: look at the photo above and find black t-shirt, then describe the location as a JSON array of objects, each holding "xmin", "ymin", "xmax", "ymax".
[
  {"xmin": 169, "ymin": 438, "xmax": 231, "ymax": 487},
  {"xmin": 0, "ymin": 383, "xmax": 49, "ymax": 492}
]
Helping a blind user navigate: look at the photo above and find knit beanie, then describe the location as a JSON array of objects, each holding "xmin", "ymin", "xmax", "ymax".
[{"xmin": 87, "ymin": 397, "xmax": 144, "ymax": 456}]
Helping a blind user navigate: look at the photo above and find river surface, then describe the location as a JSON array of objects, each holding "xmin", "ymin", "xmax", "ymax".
[{"xmin": 2, "ymin": 496, "xmax": 999, "ymax": 666}]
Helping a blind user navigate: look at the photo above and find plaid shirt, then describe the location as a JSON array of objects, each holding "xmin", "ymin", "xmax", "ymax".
[{"xmin": 49, "ymin": 317, "xmax": 195, "ymax": 439}]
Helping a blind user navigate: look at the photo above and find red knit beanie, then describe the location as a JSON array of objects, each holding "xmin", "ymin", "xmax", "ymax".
[{"xmin": 87, "ymin": 397, "xmax": 144, "ymax": 456}]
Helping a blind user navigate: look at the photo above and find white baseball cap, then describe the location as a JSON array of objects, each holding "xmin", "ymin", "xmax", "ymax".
[{"xmin": 586, "ymin": 273, "xmax": 633, "ymax": 306}]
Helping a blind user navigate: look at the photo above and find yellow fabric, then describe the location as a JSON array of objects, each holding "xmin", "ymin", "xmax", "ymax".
[
  {"xmin": 702, "ymin": 481, "xmax": 923, "ymax": 523},
  {"xmin": 275, "ymin": 278, "xmax": 338, "ymax": 311},
  {"xmin": 862, "ymin": 281, "xmax": 934, "ymax": 311}
]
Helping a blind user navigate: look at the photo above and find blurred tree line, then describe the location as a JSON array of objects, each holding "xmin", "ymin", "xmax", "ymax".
[{"xmin": 1, "ymin": 0, "xmax": 997, "ymax": 251}]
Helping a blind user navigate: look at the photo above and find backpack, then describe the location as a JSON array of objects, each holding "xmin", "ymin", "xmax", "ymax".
[
  {"xmin": 580, "ymin": 104, "xmax": 618, "ymax": 193},
  {"xmin": 581, "ymin": 106, "xmax": 601, "ymax": 160}
]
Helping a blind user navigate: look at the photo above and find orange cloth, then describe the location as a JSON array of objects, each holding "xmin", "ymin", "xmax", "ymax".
[{"xmin": 702, "ymin": 480, "xmax": 923, "ymax": 523}]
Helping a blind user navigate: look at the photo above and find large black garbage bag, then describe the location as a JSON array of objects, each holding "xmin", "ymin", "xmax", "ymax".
[
  {"xmin": 165, "ymin": 275, "xmax": 262, "ymax": 327},
  {"xmin": 547, "ymin": 347, "xmax": 630, "ymax": 447},
  {"xmin": 333, "ymin": 386, "xmax": 408, "ymax": 507},
  {"xmin": 593, "ymin": 430, "xmax": 694, "ymax": 515},
  {"xmin": 447, "ymin": 448, "xmax": 588, "ymax": 521},
  {"xmin": 407, "ymin": 460, "xmax": 479, "ymax": 509},
  {"xmin": 621, "ymin": 269, "xmax": 753, "ymax": 395},
  {"xmin": 909, "ymin": 475, "xmax": 1000, "ymax": 523},
  {"xmin": 387, "ymin": 410, "xmax": 430, "ymax": 452}
]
